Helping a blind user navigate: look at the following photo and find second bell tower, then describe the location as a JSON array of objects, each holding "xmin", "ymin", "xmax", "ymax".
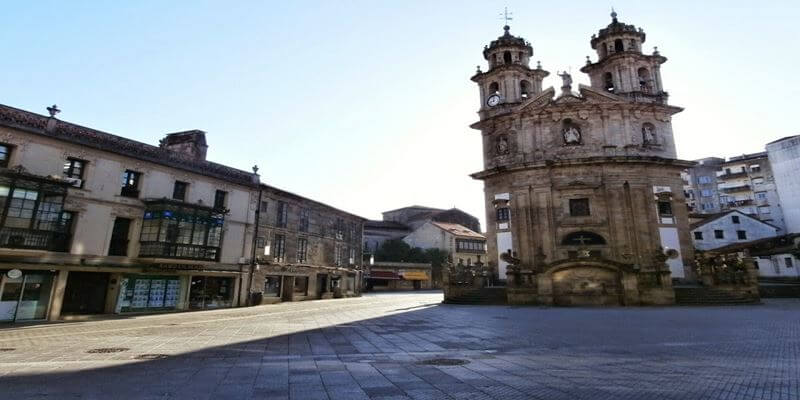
[{"xmin": 580, "ymin": 10, "xmax": 668, "ymax": 103}]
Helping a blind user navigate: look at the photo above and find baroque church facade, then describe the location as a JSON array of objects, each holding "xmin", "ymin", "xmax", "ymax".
[{"xmin": 470, "ymin": 12, "xmax": 694, "ymax": 305}]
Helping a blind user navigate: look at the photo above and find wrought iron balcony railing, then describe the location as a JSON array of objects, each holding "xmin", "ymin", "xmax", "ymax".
[{"xmin": 0, "ymin": 227, "xmax": 71, "ymax": 252}]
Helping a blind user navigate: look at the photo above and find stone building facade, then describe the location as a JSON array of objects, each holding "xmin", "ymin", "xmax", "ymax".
[
  {"xmin": 0, "ymin": 104, "xmax": 259, "ymax": 322},
  {"xmin": 0, "ymin": 102, "xmax": 365, "ymax": 322},
  {"xmin": 469, "ymin": 13, "xmax": 694, "ymax": 305},
  {"xmin": 767, "ymin": 135, "xmax": 800, "ymax": 234},
  {"xmin": 363, "ymin": 205, "xmax": 481, "ymax": 255},
  {"xmin": 690, "ymin": 210, "xmax": 779, "ymax": 251},
  {"xmin": 683, "ymin": 153, "xmax": 784, "ymax": 231},
  {"xmin": 249, "ymin": 185, "xmax": 365, "ymax": 303}
]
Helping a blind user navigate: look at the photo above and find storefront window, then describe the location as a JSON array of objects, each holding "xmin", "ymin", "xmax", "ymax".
[
  {"xmin": 0, "ymin": 271, "xmax": 54, "ymax": 321},
  {"xmin": 116, "ymin": 275, "xmax": 184, "ymax": 313},
  {"xmin": 189, "ymin": 276, "xmax": 234, "ymax": 309},
  {"xmin": 264, "ymin": 276, "xmax": 281, "ymax": 297}
]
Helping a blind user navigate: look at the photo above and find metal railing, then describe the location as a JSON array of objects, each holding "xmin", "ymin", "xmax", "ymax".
[{"xmin": 0, "ymin": 227, "xmax": 71, "ymax": 252}]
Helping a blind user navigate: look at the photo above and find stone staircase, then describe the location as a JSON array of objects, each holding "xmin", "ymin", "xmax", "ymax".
[
  {"xmin": 674, "ymin": 286, "xmax": 759, "ymax": 305},
  {"xmin": 444, "ymin": 287, "xmax": 508, "ymax": 305}
]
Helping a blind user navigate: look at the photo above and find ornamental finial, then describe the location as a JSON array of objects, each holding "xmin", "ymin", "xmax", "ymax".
[
  {"xmin": 611, "ymin": 8, "xmax": 618, "ymax": 23},
  {"xmin": 46, "ymin": 104, "xmax": 60, "ymax": 117}
]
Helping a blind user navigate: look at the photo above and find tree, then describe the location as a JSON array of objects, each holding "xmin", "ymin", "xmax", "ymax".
[
  {"xmin": 424, "ymin": 248, "xmax": 450, "ymax": 287},
  {"xmin": 374, "ymin": 239, "xmax": 412, "ymax": 262}
]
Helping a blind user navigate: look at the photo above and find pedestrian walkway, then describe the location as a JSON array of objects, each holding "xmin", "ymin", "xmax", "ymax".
[{"xmin": 1, "ymin": 292, "xmax": 798, "ymax": 399}]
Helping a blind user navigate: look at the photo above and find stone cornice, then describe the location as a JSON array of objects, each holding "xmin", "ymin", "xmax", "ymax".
[
  {"xmin": 471, "ymin": 64, "xmax": 549, "ymax": 82},
  {"xmin": 581, "ymin": 52, "xmax": 667, "ymax": 73},
  {"xmin": 470, "ymin": 156, "xmax": 697, "ymax": 180}
]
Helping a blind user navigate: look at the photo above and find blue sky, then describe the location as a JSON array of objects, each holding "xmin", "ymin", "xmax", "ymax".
[{"xmin": 2, "ymin": 1, "xmax": 798, "ymax": 229}]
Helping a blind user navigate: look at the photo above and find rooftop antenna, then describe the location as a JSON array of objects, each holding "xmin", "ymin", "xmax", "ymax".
[{"xmin": 499, "ymin": 6, "xmax": 513, "ymax": 26}]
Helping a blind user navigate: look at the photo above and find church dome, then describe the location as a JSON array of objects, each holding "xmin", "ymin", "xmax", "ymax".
[
  {"xmin": 590, "ymin": 10, "xmax": 646, "ymax": 50},
  {"xmin": 482, "ymin": 25, "xmax": 534, "ymax": 69}
]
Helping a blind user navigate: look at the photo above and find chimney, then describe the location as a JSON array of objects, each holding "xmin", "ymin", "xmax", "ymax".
[{"xmin": 159, "ymin": 130, "xmax": 208, "ymax": 160}]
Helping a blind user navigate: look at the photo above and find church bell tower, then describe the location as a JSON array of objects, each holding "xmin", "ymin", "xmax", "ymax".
[
  {"xmin": 471, "ymin": 25, "xmax": 549, "ymax": 114},
  {"xmin": 581, "ymin": 10, "xmax": 668, "ymax": 103},
  {"xmin": 465, "ymin": 12, "xmax": 696, "ymax": 307}
]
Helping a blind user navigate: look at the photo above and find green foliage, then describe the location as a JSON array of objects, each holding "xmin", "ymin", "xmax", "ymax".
[
  {"xmin": 374, "ymin": 240, "xmax": 452, "ymax": 285},
  {"xmin": 374, "ymin": 239, "xmax": 412, "ymax": 262}
]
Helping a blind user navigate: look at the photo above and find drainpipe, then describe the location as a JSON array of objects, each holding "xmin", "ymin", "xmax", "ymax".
[{"xmin": 247, "ymin": 185, "xmax": 263, "ymax": 305}]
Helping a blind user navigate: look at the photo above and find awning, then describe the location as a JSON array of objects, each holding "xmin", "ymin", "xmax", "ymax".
[
  {"xmin": 369, "ymin": 271, "xmax": 400, "ymax": 280},
  {"xmin": 400, "ymin": 271, "xmax": 429, "ymax": 281}
]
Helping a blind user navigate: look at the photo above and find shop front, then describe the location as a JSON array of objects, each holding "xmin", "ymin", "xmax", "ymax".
[
  {"xmin": 115, "ymin": 275, "xmax": 187, "ymax": 313},
  {"xmin": 0, "ymin": 269, "xmax": 55, "ymax": 322},
  {"xmin": 367, "ymin": 262, "xmax": 433, "ymax": 291},
  {"xmin": 400, "ymin": 270, "xmax": 431, "ymax": 290},
  {"xmin": 189, "ymin": 276, "xmax": 235, "ymax": 310}
]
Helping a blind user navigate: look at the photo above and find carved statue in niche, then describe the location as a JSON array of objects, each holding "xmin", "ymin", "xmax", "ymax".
[
  {"xmin": 562, "ymin": 119, "xmax": 582, "ymax": 145},
  {"xmin": 496, "ymin": 135, "xmax": 509, "ymax": 155},
  {"xmin": 642, "ymin": 123, "xmax": 656, "ymax": 145}
]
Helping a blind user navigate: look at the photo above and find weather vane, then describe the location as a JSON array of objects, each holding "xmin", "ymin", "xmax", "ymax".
[{"xmin": 499, "ymin": 7, "xmax": 513, "ymax": 25}]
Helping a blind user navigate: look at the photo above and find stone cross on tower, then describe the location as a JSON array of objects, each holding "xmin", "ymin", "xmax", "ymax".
[{"xmin": 499, "ymin": 7, "xmax": 513, "ymax": 26}]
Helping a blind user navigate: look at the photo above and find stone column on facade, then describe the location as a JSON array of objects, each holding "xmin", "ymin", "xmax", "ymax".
[
  {"xmin": 104, "ymin": 273, "xmax": 123, "ymax": 314},
  {"xmin": 621, "ymin": 109, "xmax": 632, "ymax": 148},
  {"xmin": 653, "ymin": 65, "xmax": 663, "ymax": 93},
  {"xmin": 47, "ymin": 269, "xmax": 69, "ymax": 321},
  {"xmin": 512, "ymin": 191, "xmax": 527, "ymax": 264}
]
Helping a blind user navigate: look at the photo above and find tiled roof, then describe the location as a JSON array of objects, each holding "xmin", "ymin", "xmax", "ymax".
[
  {"xmin": 0, "ymin": 104, "xmax": 257, "ymax": 187},
  {"xmin": 690, "ymin": 210, "xmax": 780, "ymax": 231},
  {"xmin": 430, "ymin": 221, "xmax": 485, "ymax": 239}
]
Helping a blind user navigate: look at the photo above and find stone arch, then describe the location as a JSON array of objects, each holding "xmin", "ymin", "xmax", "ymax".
[
  {"xmin": 520, "ymin": 80, "xmax": 531, "ymax": 98},
  {"xmin": 489, "ymin": 81, "xmax": 500, "ymax": 94},
  {"xmin": 503, "ymin": 51, "xmax": 512, "ymax": 64},
  {"xmin": 603, "ymin": 72, "xmax": 615, "ymax": 93},
  {"xmin": 637, "ymin": 67, "xmax": 652, "ymax": 92},
  {"xmin": 614, "ymin": 39, "xmax": 624, "ymax": 53}
]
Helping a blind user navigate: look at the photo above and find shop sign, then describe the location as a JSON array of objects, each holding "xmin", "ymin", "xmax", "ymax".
[
  {"xmin": 6, "ymin": 269, "xmax": 22, "ymax": 279},
  {"xmin": 147, "ymin": 264, "xmax": 204, "ymax": 271}
]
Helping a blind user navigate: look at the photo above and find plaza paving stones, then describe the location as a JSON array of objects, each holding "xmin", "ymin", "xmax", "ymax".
[{"xmin": 0, "ymin": 291, "xmax": 799, "ymax": 399}]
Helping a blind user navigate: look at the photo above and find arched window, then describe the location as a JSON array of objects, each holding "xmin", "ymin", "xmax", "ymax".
[
  {"xmin": 489, "ymin": 82, "xmax": 500, "ymax": 94},
  {"xmin": 503, "ymin": 51, "xmax": 512, "ymax": 64},
  {"xmin": 614, "ymin": 39, "xmax": 624, "ymax": 53},
  {"xmin": 599, "ymin": 45, "xmax": 607, "ymax": 59},
  {"xmin": 520, "ymin": 80, "xmax": 531, "ymax": 98},
  {"xmin": 518, "ymin": 51, "xmax": 523, "ymax": 62},
  {"xmin": 561, "ymin": 231, "xmax": 607, "ymax": 246},
  {"xmin": 603, "ymin": 72, "xmax": 615, "ymax": 93},
  {"xmin": 637, "ymin": 67, "xmax": 652, "ymax": 92}
]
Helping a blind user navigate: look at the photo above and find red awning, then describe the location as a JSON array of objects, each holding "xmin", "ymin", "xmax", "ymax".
[{"xmin": 369, "ymin": 271, "xmax": 400, "ymax": 280}]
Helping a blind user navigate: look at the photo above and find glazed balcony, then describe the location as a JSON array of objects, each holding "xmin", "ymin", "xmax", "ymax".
[
  {"xmin": 136, "ymin": 198, "xmax": 225, "ymax": 262},
  {"xmin": 138, "ymin": 242, "xmax": 220, "ymax": 262}
]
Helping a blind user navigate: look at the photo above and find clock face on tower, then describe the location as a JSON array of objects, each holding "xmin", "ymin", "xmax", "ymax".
[{"xmin": 486, "ymin": 94, "xmax": 501, "ymax": 107}]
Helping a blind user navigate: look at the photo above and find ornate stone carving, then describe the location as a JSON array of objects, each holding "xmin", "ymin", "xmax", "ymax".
[
  {"xmin": 642, "ymin": 123, "xmax": 656, "ymax": 145},
  {"xmin": 562, "ymin": 122, "xmax": 582, "ymax": 145},
  {"xmin": 496, "ymin": 135, "xmax": 510, "ymax": 155}
]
